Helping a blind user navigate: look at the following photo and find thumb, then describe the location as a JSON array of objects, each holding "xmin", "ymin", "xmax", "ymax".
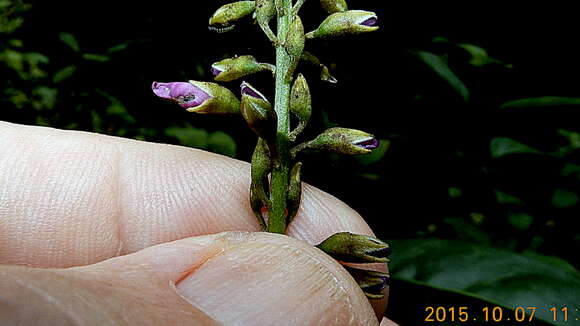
[{"xmin": 1, "ymin": 232, "xmax": 382, "ymax": 325}]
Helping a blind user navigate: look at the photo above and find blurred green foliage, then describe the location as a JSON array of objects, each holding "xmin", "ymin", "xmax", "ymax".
[{"xmin": 1, "ymin": 1, "xmax": 579, "ymax": 325}]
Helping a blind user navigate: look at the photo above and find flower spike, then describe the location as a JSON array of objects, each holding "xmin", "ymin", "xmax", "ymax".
[{"xmin": 152, "ymin": 81, "xmax": 240, "ymax": 114}]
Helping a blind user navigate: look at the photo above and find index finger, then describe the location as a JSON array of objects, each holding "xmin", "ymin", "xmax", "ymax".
[{"xmin": 0, "ymin": 121, "xmax": 375, "ymax": 267}]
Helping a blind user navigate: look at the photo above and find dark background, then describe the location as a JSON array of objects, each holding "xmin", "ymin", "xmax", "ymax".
[{"xmin": 2, "ymin": 1, "xmax": 579, "ymax": 324}]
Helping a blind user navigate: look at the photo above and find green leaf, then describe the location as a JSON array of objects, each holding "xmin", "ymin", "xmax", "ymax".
[
  {"xmin": 443, "ymin": 218, "xmax": 491, "ymax": 244},
  {"xmin": 550, "ymin": 189, "xmax": 578, "ymax": 208},
  {"xmin": 207, "ymin": 131, "xmax": 237, "ymax": 157},
  {"xmin": 495, "ymin": 190, "xmax": 526, "ymax": 206},
  {"xmin": 508, "ymin": 212, "xmax": 533, "ymax": 231},
  {"xmin": 448, "ymin": 187, "xmax": 463, "ymax": 198},
  {"xmin": 458, "ymin": 43, "xmax": 490, "ymax": 67},
  {"xmin": 82, "ymin": 53, "xmax": 110, "ymax": 62},
  {"xmin": 415, "ymin": 51, "xmax": 470, "ymax": 103},
  {"xmin": 500, "ymin": 97, "xmax": 580, "ymax": 110},
  {"xmin": 106, "ymin": 42, "xmax": 130, "ymax": 54},
  {"xmin": 355, "ymin": 139, "xmax": 390, "ymax": 165},
  {"xmin": 165, "ymin": 126, "xmax": 208, "ymax": 149},
  {"xmin": 390, "ymin": 238, "xmax": 580, "ymax": 326},
  {"xmin": 490, "ymin": 137, "xmax": 542, "ymax": 158},
  {"xmin": 31, "ymin": 86, "xmax": 57, "ymax": 110},
  {"xmin": 52, "ymin": 65, "xmax": 76, "ymax": 83},
  {"xmin": 59, "ymin": 32, "xmax": 80, "ymax": 52}
]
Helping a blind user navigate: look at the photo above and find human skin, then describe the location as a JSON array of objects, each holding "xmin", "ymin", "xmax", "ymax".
[{"xmin": 0, "ymin": 121, "xmax": 397, "ymax": 325}]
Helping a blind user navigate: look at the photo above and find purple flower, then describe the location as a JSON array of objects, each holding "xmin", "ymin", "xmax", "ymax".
[
  {"xmin": 151, "ymin": 81, "xmax": 212, "ymax": 109},
  {"xmin": 241, "ymin": 81, "xmax": 267, "ymax": 100},
  {"xmin": 210, "ymin": 66, "xmax": 223, "ymax": 77},
  {"xmin": 355, "ymin": 138, "xmax": 379, "ymax": 150},
  {"xmin": 360, "ymin": 16, "xmax": 378, "ymax": 27}
]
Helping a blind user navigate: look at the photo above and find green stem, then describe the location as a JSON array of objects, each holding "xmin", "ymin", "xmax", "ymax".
[{"xmin": 267, "ymin": 0, "xmax": 294, "ymax": 233}]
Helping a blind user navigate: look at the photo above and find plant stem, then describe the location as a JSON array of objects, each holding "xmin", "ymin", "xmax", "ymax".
[{"xmin": 267, "ymin": 0, "xmax": 294, "ymax": 233}]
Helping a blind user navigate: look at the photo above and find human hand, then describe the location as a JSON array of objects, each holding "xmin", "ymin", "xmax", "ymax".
[{"xmin": 0, "ymin": 121, "xmax": 396, "ymax": 325}]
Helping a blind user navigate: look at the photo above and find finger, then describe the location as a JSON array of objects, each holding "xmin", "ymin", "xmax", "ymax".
[
  {"xmin": 0, "ymin": 121, "xmax": 374, "ymax": 267},
  {"xmin": 1, "ymin": 232, "xmax": 381, "ymax": 325}
]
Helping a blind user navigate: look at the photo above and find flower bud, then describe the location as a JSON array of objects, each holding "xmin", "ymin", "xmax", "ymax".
[
  {"xmin": 254, "ymin": 0, "xmax": 278, "ymax": 44},
  {"xmin": 250, "ymin": 138, "xmax": 272, "ymax": 230},
  {"xmin": 284, "ymin": 15, "xmax": 305, "ymax": 81},
  {"xmin": 320, "ymin": 65, "xmax": 338, "ymax": 83},
  {"xmin": 212, "ymin": 55, "xmax": 274, "ymax": 82},
  {"xmin": 286, "ymin": 161, "xmax": 302, "ymax": 225},
  {"xmin": 305, "ymin": 10, "xmax": 378, "ymax": 39},
  {"xmin": 301, "ymin": 51, "xmax": 338, "ymax": 83},
  {"xmin": 288, "ymin": 74, "xmax": 311, "ymax": 141},
  {"xmin": 251, "ymin": 138, "xmax": 272, "ymax": 206},
  {"xmin": 316, "ymin": 232, "xmax": 391, "ymax": 263},
  {"xmin": 240, "ymin": 81, "xmax": 277, "ymax": 139},
  {"xmin": 320, "ymin": 0, "xmax": 348, "ymax": 14},
  {"xmin": 209, "ymin": 1, "xmax": 256, "ymax": 31},
  {"xmin": 152, "ymin": 81, "xmax": 240, "ymax": 114},
  {"xmin": 299, "ymin": 127, "xmax": 379, "ymax": 155},
  {"xmin": 344, "ymin": 266, "xmax": 390, "ymax": 299}
]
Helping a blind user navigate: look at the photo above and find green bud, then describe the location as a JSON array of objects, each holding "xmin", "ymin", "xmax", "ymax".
[
  {"xmin": 320, "ymin": 0, "xmax": 348, "ymax": 14},
  {"xmin": 251, "ymin": 138, "xmax": 272, "ymax": 206},
  {"xmin": 320, "ymin": 65, "xmax": 338, "ymax": 83},
  {"xmin": 288, "ymin": 74, "xmax": 311, "ymax": 141},
  {"xmin": 286, "ymin": 161, "xmax": 302, "ymax": 225},
  {"xmin": 295, "ymin": 127, "xmax": 379, "ymax": 155},
  {"xmin": 316, "ymin": 232, "xmax": 391, "ymax": 263},
  {"xmin": 250, "ymin": 138, "xmax": 272, "ymax": 230},
  {"xmin": 240, "ymin": 81, "xmax": 277, "ymax": 140},
  {"xmin": 344, "ymin": 266, "xmax": 390, "ymax": 299},
  {"xmin": 305, "ymin": 10, "xmax": 379, "ymax": 39},
  {"xmin": 211, "ymin": 55, "xmax": 274, "ymax": 82},
  {"xmin": 209, "ymin": 1, "xmax": 256, "ymax": 31},
  {"xmin": 284, "ymin": 15, "xmax": 305, "ymax": 82},
  {"xmin": 255, "ymin": 0, "xmax": 278, "ymax": 44}
]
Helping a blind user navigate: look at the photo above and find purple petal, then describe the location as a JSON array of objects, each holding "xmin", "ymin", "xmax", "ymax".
[
  {"xmin": 355, "ymin": 138, "xmax": 379, "ymax": 150},
  {"xmin": 360, "ymin": 17, "xmax": 378, "ymax": 27},
  {"xmin": 152, "ymin": 81, "xmax": 212, "ymax": 109},
  {"xmin": 240, "ymin": 82, "xmax": 266, "ymax": 100},
  {"xmin": 211, "ymin": 66, "xmax": 223, "ymax": 76}
]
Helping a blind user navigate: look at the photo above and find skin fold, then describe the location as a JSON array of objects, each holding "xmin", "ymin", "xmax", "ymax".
[{"xmin": 0, "ymin": 121, "xmax": 396, "ymax": 325}]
